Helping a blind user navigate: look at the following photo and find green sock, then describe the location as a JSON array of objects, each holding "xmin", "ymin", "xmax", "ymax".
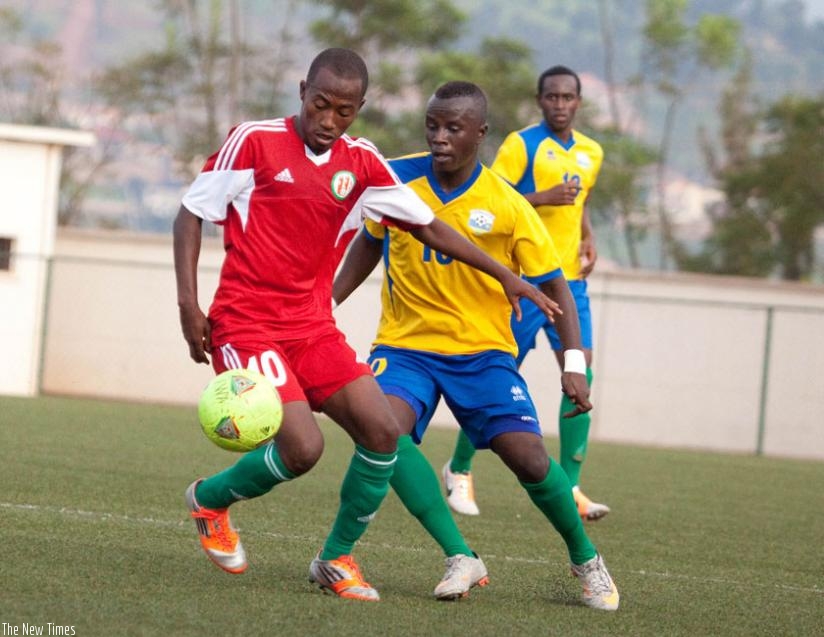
[
  {"xmin": 450, "ymin": 429, "xmax": 477, "ymax": 474},
  {"xmin": 520, "ymin": 457, "xmax": 596, "ymax": 565},
  {"xmin": 391, "ymin": 435, "xmax": 473, "ymax": 557},
  {"xmin": 558, "ymin": 367, "xmax": 593, "ymax": 487},
  {"xmin": 196, "ymin": 442, "xmax": 295, "ymax": 509},
  {"xmin": 320, "ymin": 444, "xmax": 396, "ymax": 560}
]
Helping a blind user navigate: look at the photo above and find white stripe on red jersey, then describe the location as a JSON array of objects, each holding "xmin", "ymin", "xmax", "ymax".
[
  {"xmin": 215, "ymin": 119, "xmax": 287, "ymax": 171},
  {"xmin": 181, "ymin": 116, "xmax": 434, "ymax": 344}
]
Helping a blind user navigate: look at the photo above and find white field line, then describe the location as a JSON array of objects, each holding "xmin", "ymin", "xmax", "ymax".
[{"xmin": 3, "ymin": 501, "xmax": 823, "ymax": 597}]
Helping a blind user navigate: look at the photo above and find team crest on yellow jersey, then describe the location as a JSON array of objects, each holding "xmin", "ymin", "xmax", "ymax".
[
  {"xmin": 468, "ymin": 209, "xmax": 495, "ymax": 234},
  {"xmin": 331, "ymin": 170, "xmax": 356, "ymax": 200},
  {"xmin": 575, "ymin": 152, "xmax": 592, "ymax": 169}
]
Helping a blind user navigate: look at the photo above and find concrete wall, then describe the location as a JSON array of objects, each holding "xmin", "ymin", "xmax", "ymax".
[{"xmin": 39, "ymin": 228, "xmax": 824, "ymax": 461}]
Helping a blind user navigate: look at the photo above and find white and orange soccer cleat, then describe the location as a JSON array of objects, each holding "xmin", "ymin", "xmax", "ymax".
[
  {"xmin": 442, "ymin": 462, "xmax": 480, "ymax": 516},
  {"xmin": 433, "ymin": 553, "xmax": 490, "ymax": 600},
  {"xmin": 309, "ymin": 553, "xmax": 380, "ymax": 601},
  {"xmin": 571, "ymin": 553, "xmax": 620, "ymax": 611},
  {"xmin": 573, "ymin": 486, "xmax": 610, "ymax": 521},
  {"xmin": 185, "ymin": 480, "xmax": 248, "ymax": 574}
]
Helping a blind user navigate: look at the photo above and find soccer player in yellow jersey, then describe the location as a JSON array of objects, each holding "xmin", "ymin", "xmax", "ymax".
[
  {"xmin": 443, "ymin": 65, "xmax": 610, "ymax": 521},
  {"xmin": 334, "ymin": 81, "xmax": 619, "ymax": 611}
]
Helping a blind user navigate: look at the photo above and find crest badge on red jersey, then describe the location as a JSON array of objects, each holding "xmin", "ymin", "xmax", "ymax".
[{"xmin": 331, "ymin": 170, "xmax": 357, "ymax": 200}]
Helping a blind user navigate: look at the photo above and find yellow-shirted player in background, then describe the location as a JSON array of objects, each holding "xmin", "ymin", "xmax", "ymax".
[
  {"xmin": 334, "ymin": 80, "xmax": 619, "ymax": 610},
  {"xmin": 443, "ymin": 66, "xmax": 610, "ymax": 522}
]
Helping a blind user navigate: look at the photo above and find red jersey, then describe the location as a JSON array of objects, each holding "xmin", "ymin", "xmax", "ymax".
[{"xmin": 182, "ymin": 116, "xmax": 435, "ymax": 344}]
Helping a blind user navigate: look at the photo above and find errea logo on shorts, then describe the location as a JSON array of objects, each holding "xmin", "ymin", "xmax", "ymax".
[
  {"xmin": 511, "ymin": 385, "xmax": 527, "ymax": 401},
  {"xmin": 331, "ymin": 170, "xmax": 356, "ymax": 200}
]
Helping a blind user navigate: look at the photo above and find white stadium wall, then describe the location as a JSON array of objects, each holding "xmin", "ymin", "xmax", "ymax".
[{"xmin": 32, "ymin": 228, "xmax": 824, "ymax": 461}]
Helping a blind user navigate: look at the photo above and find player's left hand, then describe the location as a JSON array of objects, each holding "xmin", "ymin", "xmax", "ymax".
[
  {"xmin": 560, "ymin": 371, "xmax": 592, "ymax": 417},
  {"xmin": 504, "ymin": 273, "xmax": 561, "ymax": 322},
  {"xmin": 179, "ymin": 304, "xmax": 211, "ymax": 365}
]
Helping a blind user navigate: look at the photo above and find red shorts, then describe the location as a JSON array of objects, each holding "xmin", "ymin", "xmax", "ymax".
[{"xmin": 210, "ymin": 327, "xmax": 373, "ymax": 411}]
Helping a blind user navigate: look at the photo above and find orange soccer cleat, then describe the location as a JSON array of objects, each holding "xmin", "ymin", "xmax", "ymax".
[
  {"xmin": 309, "ymin": 553, "xmax": 380, "ymax": 601},
  {"xmin": 185, "ymin": 480, "xmax": 248, "ymax": 574}
]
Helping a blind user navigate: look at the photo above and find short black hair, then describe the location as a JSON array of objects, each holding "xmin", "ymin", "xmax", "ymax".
[
  {"xmin": 537, "ymin": 65, "xmax": 581, "ymax": 96},
  {"xmin": 307, "ymin": 48, "xmax": 369, "ymax": 96},
  {"xmin": 432, "ymin": 81, "xmax": 488, "ymax": 120}
]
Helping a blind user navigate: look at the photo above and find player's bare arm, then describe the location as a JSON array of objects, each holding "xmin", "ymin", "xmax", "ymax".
[
  {"xmin": 173, "ymin": 205, "xmax": 211, "ymax": 365},
  {"xmin": 579, "ymin": 205, "xmax": 597, "ymax": 277},
  {"xmin": 538, "ymin": 276, "xmax": 592, "ymax": 417},
  {"xmin": 411, "ymin": 218, "xmax": 560, "ymax": 322},
  {"xmin": 333, "ymin": 230, "xmax": 382, "ymax": 306}
]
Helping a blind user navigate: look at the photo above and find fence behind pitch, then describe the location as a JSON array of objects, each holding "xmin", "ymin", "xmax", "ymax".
[{"xmin": 33, "ymin": 230, "xmax": 824, "ymax": 461}]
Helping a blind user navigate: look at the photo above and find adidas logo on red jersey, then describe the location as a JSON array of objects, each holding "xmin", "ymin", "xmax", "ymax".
[{"xmin": 274, "ymin": 168, "xmax": 294, "ymax": 183}]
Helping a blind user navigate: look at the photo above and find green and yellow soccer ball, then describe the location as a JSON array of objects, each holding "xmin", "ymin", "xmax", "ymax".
[{"xmin": 198, "ymin": 369, "xmax": 283, "ymax": 452}]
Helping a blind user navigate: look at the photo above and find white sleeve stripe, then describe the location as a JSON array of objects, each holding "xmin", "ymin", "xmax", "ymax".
[
  {"xmin": 333, "ymin": 184, "xmax": 434, "ymax": 247},
  {"xmin": 181, "ymin": 169, "xmax": 255, "ymax": 224},
  {"xmin": 343, "ymin": 136, "xmax": 402, "ymax": 185},
  {"xmin": 215, "ymin": 121, "xmax": 257, "ymax": 170},
  {"xmin": 344, "ymin": 134, "xmax": 379, "ymax": 154},
  {"xmin": 215, "ymin": 119, "xmax": 287, "ymax": 170},
  {"xmin": 361, "ymin": 184, "xmax": 435, "ymax": 225},
  {"xmin": 216, "ymin": 119, "xmax": 285, "ymax": 170}
]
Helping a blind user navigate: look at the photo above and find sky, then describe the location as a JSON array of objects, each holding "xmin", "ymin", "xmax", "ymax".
[{"xmin": 807, "ymin": 0, "xmax": 824, "ymax": 18}]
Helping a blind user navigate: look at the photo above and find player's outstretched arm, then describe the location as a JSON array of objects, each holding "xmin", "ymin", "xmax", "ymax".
[
  {"xmin": 410, "ymin": 218, "xmax": 560, "ymax": 322},
  {"xmin": 173, "ymin": 206, "xmax": 211, "ymax": 365},
  {"xmin": 539, "ymin": 276, "xmax": 592, "ymax": 417},
  {"xmin": 333, "ymin": 229, "xmax": 383, "ymax": 306}
]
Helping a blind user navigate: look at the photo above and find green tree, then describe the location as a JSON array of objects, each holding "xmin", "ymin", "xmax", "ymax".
[
  {"xmin": 415, "ymin": 38, "xmax": 536, "ymax": 163},
  {"xmin": 590, "ymin": 0, "xmax": 659, "ymax": 268},
  {"xmin": 684, "ymin": 55, "xmax": 774, "ymax": 277},
  {"xmin": 310, "ymin": 1, "xmax": 536, "ymax": 162},
  {"xmin": 0, "ymin": 7, "xmax": 106, "ymax": 227},
  {"xmin": 96, "ymin": 0, "xmax": 300, "ymax": 177},
  {"xmin": 640, "ymin": 0, "xmax": 740, "ymax": 269},
  {"xmin": 754, "ymin": 95, "xmax": 824, "ymax": 280},
  {"xmin": 586, "ymin": 127, "xmax": 657, "ymax": 268},
  {"xmin": 309, "ymin": 0, "xmax": 464, "ymax": 52},
  {"xmin": 689, "ymin": 58, "xmax": 824, "ymax": 281},
  {"xmin": 309, "ymin": 0, "xmax": 466, "ymax": 157},
  {"xmin": 0, "ymin": 8, "xmax": 63, "ymax": 126}
]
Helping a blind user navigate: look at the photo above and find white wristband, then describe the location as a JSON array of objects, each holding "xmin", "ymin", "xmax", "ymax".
[{"xmin": 563, "ymin": 349, "xmax": 586, "ymax": 374}]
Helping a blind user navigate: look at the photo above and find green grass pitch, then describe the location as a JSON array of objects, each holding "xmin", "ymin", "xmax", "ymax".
[{"xmin": 1, "ymin": 395, "xmax": 822, "ymax": 636}]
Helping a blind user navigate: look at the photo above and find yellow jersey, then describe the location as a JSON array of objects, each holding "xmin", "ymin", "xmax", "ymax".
[
  {"xmin": 366, "ymin": 153, "xmax": 563, "ymax": 356},
  {"xmin": 491, "ymin": 123, "xmax": 603, "ymax": 280}
]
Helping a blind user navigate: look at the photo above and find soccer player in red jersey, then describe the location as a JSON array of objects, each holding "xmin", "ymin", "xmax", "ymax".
[{"xmin": 173, "ymin": 48, "xmax": 557, "ymax": 601}]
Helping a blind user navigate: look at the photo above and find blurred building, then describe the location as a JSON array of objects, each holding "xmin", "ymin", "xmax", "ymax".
[{"xmin": 0, "ymin": 123, "xmax": 94, "ymax": 396}]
